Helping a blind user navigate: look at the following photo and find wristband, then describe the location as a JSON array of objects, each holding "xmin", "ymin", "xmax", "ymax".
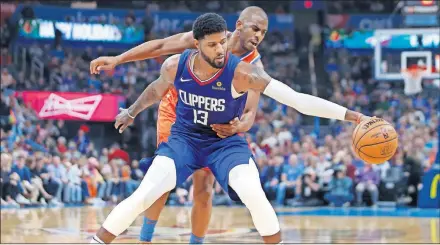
[{"xmin": 127, "ymin": 109, "xmax": 135, "ymax": 119}]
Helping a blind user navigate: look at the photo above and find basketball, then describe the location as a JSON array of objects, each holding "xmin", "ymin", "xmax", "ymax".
[{"xmin": 352, "ymin": 118, "xmax": 398, "ymax": 164}]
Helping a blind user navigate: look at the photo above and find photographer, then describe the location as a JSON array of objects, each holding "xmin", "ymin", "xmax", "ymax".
[{"xmin": 290, "ymin": 168, "xmax": 323, "ymax": 207}]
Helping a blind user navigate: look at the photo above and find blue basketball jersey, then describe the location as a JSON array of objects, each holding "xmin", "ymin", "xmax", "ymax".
[{"xmin": 171, "ymin": 49, "xmax": 248, "ymax": 138}]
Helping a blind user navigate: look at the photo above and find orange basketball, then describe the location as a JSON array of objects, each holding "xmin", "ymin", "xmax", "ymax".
[{"xmin": 352, "ymin": 118, "xmax": 398, "ymax": 164}]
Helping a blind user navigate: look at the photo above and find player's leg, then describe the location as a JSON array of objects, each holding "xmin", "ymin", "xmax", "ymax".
[
  {"xmin": 207, "ymin": 136, "xmax": 282, "ymax": 244},
  {"xmin": 140, "ymin": 113, "xmax": 174, "ymax": 243},
  {"xmin": 90, "ymin": 155, "xmax": 177, "ymax": 244},
  {"xmin": 140, "ymin": 191, "xmax": 170, "ymax": 243},
  {"xmin": 190, "ymin": 168, "xmax": 215, "ymax": 243},
  {"xmin": 228, "ymin": 160, "xmax": 282, "ymax": 244}
]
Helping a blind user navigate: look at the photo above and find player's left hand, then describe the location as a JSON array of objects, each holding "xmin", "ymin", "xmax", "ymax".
[
  {"xmin": 211, "ymin": 117, "xmax": 241, "ymax": 138},
  {"xmin": 114, "ymin": 108, "xmax": 134, "ymax": 133}
]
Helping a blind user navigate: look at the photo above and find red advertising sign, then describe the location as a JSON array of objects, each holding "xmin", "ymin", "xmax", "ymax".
[{"xmin": 17, "ymin": 91, "xmax": 125, "ymax": 122}]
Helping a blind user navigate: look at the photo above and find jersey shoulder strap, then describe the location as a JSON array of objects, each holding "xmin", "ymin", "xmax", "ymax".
[
  {"xmin": 175, "ymin": 49, "xmax": 193, "ymax": 79},
  {"xmin": 240, "ymin": 49, "xmax": 261, "ymax": 64}
]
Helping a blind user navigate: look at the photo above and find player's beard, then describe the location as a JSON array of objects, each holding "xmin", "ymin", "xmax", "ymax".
[{"xmin": 200, "ymin": 49, "xmax": 225, "ymax": 69}]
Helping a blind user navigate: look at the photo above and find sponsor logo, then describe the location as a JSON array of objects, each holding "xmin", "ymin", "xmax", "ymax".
[
  {"xmin": 431, "ymin": 174, "xmax": 440, "ymax": 199},
  {"xmin": 212, "ymin": 81, "xmax": 226, "ymax": 91},
  {"xmin": 39, "ymin": 93, "xmax": 102, "ymax": 120},
  {"xmin": 180, "ymin": 77, "xmax": 192, "ymax": 82},
  {"xmin": 361, "ymin": 118, "xmax": 384, "ymax": 130},
  {"xmin": 381, "ymin": 127, "xmax": 390, "ymax": 139}
]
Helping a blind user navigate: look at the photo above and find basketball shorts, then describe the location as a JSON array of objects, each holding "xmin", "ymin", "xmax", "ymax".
[
  {"xmin": 154, "ymin": 133, "xmax": 253, "ymax": 201},
  {"xmin": 156, "ymin": 114, "xmax": 210, "ymax": 174}
]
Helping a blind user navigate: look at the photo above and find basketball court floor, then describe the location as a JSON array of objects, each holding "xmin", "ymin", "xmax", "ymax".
[{"xmin": 1, "ymin": 205, "xmax": 439, "ymax": 244}]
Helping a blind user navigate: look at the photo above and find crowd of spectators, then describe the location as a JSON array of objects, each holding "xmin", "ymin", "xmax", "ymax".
[{"xmin": 1, "ymin": 2, "xmax": 438, "ymax": 209}]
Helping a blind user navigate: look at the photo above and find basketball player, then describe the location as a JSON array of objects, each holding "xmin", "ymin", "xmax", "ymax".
[
  {"xmin": 90, "ymin": 13, "xmax": 370, "ymax": 244},
  {"xmin": 91, "ymin": 6, "xmax": 267, "ymax": 244}
]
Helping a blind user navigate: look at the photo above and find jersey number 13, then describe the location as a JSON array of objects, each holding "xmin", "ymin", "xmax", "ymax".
[{"xmin": 193, "ymin": 109, "xmax": 208, "ymax": 126}]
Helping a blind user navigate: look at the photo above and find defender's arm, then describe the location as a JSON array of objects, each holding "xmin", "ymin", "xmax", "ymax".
[
  {"xmin": 116, "ymin": 32, "xmax": 194, "ymax": 65},
  {"xmin": 232, "ymin": 62, "xmax": 365, "ymax": 123}
]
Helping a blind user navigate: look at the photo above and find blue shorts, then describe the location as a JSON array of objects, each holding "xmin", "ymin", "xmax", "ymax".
[{"xmin": 148, "ymin": 133, "xmax": 252, "ymax": 200}]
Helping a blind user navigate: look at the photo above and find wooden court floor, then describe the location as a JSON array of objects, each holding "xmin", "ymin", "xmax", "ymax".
[{"xmin": 1, "ymin": 206, "xmax": 439, "ymax": 244}]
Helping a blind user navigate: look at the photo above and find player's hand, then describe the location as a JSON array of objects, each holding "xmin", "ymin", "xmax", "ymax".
[
  {"xmin": 90, "ymin": 56, "xmax": 120, "ymax": 74},
  {"xmin": 211, "ymin": 117, "xmax": 241, "ymax": 138},
  {"xmin": 359, "ymin": 115, "xmax": 374, "ymax": 123},
  {"xmin": 114, "ymin": 108, "xmax": 135, "ymax": 133}
]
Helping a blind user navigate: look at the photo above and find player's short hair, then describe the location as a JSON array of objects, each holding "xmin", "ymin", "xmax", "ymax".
[{"xmin": 192, "ymin": 13, "xmax": 227, "ymax": 40}]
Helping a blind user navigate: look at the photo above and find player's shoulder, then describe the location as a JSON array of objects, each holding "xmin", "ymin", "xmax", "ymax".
[
  {"xmin": 233, "ymin": 60, "xmax": 254, "ymax": 78},
  {"xmin": 163, "ymin": 54, "xmax": 180, "ymax": 70}
]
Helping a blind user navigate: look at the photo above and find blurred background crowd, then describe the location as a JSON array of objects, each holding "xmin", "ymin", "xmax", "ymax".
[{"xmin": 0, "ymin": 0, "xmax": 438, "ymax": 209}]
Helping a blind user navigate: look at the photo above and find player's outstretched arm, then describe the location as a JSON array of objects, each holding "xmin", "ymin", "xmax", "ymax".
[
  {"xmin": 114, "ymin": 55, "xmax": 179, "ymax": 133},
  {"xmin": 90, "ymin": 32, "xmax": 194, "ymax": 74},
  {"xmin": 232, "ymin": 62, "xmax": 368, "ymax": 124}
]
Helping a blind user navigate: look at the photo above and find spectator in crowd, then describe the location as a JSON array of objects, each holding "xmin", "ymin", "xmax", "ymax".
[
  {"xmin": 27, "ymin": 156, "xmax": 56, "ymax": 205},
  {"xmin": 324, "ymin": 168, "xmax": 353, "ymax": 207},
  {"xmin": 12, "ymin": 153, "xmax": 40, "ymax": 203},
  {"xmin": 355, "ymin": 164, "xmax": 380, "ymax": 207},
  {"xmin": 74, "ymin": 126, "xmax": 90, "ymax": 154},
  {"xmin": 46, "ymin": 155, "xmax": 67, "ymax": 202},
  {"xmin": 342, "ymin": 154, "xmax": 357, "ymax": 180},
  {"xmin": 276, "ymin": 154, "xmax": 303, "ymax": 205},
  {"xmin": 32, "ymin": 156, "xmax": 62, "ymax": 205},
  {"xmin": 64, "ymin": 161, "xmax": 82, "ymax": 203},
  {"xmin": 1, "ymin": 153, "xmax": 21, "ymax": 207},
  {"xmin": 380, "ymin": 153, "xmax": 406, "ymax": 202},
  {"xmin": 291, "ymin": 168, "xmax": 323, "ymax": 207},
  {"xmin": 262, "ymin": 156, "xmax": 283, "ymax": 200}
]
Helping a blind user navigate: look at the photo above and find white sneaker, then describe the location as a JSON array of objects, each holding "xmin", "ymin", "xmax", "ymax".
[
  {"xmin": 49, "ymin": 198, "xmax": 64, "ymax": 207},
  {"xmin": 9, "ymin": 200, "xmax": 20, "ymax": 208},
  {"xmin": 40, "ymin": 199, "xmax": 48, "ymax": 206},
  {"xmin": 16, "ymin": 194, "xmax": 31, "ymax": 205}
]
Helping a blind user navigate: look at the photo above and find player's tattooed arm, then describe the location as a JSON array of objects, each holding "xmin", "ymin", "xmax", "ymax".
[
  {"xmin": 211, "ymin": 61, "xmax": 263, "ymax": 137},
  {"xmin": 236, "ymin": 60, "xmax": 264, "ymax": 133},
  {"xmin": 232, "ymin": 62, "xmax": 272, "ymax": 93},
  {"xmin": 127, "ymin": 55, "xmax": 179, "ymax": 117},
  {"xmin": 233, "ymin": 61, "xmax": 367, "ymax": 123}
]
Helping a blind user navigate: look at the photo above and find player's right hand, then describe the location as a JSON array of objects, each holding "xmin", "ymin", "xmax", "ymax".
[
  {"xmin": 114, "ymin": 108, "xmax": 134, "ymax": 133},
  {"xmin": 90, "ymin": 56, "xmax": 120, "ymax": 74}
]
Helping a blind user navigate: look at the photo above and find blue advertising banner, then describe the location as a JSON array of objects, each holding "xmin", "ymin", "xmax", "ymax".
[
  {"xmin": 13, "ymin": 5, "xmax": 294, "ymax": 34},
  {"xmin": 326, "ymin": 14, "xmax": 403, "ymax": 30},
  {"xmin": 18, "ymin": 19, "xmax": 144, "ymax": 44},
  {"xmin": 418, "ymin": 164, "xmax": 440, "ymax": 209},
  {"xmin": 326, "ymin": 29, "xmax": 439, "ymax": 52}
]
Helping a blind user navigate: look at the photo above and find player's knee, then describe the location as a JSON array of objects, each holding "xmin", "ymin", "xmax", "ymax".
[
  {"xmin": 194, "ymin": 188, "xmax": 213, "ymax": 208},
  {"xmin": 230, "ymin": 174, "xmax": 265, "ymax": 205},
  {"xmin": 126, "ymin": 156, "xmax": 177, "ymax": 210},
  {"xmin": 148, "ymin": 155, "xmax": 177, "ymax": 190}
]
